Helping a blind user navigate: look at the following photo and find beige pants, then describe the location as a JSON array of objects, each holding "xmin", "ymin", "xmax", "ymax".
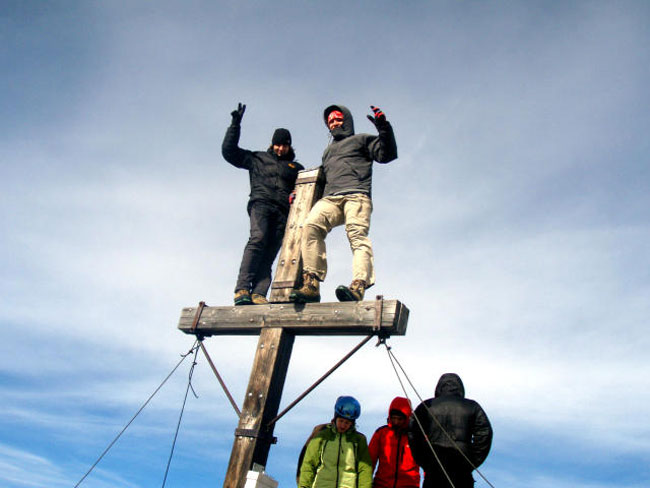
[{"xmin": 301, "ymin": 193, "xmax": 375, "ymax": 286}]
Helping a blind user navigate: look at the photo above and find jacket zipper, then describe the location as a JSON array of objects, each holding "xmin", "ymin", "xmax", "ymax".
[
  {"xmin": 336, "ymin": 433, "xmax": 342, "ymax": 488},
  {"xmin": 393, "ymin": 433, "xmax": 402, "ymax": 488}
]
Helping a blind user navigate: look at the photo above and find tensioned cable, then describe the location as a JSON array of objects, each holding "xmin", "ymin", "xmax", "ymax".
[
  {"xmin": 161, "ymin": 342, "xmax": 200, "ymax": 487},
  {"xmin": 73, "ymin": 340, "xmax": 200, "ymax": 488},
  {"xmin": 382, "ymin": 343, "xmax": 455, "ymax": 488},
  {"xmin": 266, "ymin": 334, "xmax": 375, "ymax": 428},
  {"xmin": 382, "ymin": 342, "xmax": 496, "ymax": 488}
]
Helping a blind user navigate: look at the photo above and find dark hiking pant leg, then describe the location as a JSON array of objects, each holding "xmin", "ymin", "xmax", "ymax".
[
  {"xmin": 422, "ymin": 450, "xmax": 474, "ymax": 488},
  {"xmin": 251, "ymin": 209, "xmax": 287, "ymax": 296},
  {"xmin": 423, "ymin": 473, "xmax": 474, "ymax": 488},
  {"xmin": 235, "ymin": 204, "xmax": 274, "ymax": 292}
]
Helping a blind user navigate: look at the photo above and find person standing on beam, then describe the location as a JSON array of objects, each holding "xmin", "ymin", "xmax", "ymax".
[
  {"xmin": 222, "ymin": 103, "xmax": 304, "ymax": 306},
  {"xmin": 290, "ymin": 104, "xmax": 397, "ymax": 303}
]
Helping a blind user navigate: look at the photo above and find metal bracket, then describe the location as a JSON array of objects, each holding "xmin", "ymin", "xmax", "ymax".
[
  {"xmin": 191, "ymin": 301, "xmax": 207, "ymax": 338},
  {"xmin": 234, "ymin": 428, "xmax": 277, "ymax": 444},
  {"xmin": 373, "ymin": 295, "xmax": 384, "ymax": 332}
]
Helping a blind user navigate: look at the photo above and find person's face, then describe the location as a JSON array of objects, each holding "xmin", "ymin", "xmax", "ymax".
[
  {"xmin": 328, "ymin": 114, "xmax": 344, "ymax": 131},
  {"xmin": 389, "ymin": 414, "xmax": 407, "ymax": 430},
  {"xmin": 335, "ymin": 417, "xmax": 354, "ymax": 433},
  {"xmin": 273, "ymin": 144, "xmax": 290, "ymax": 157}
]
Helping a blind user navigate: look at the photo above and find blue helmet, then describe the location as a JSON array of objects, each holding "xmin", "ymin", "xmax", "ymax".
[{"xmin": 334, "ymin": 396, "xmax": 361, "ymax": 420}]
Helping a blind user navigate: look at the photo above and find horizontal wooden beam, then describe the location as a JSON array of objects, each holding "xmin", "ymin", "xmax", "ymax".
[{"xmin": 178, "ymin": 299, "xmax": 409, "ymax": 337}]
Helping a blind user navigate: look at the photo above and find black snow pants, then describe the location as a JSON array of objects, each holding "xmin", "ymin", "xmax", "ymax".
[
  {"xmin": 422, "ymin": 448, "xmax": 475, "ymax": 488},
  {"xmin": 235, "ymin": 201, "xmax": 288, "ymax": 296}
]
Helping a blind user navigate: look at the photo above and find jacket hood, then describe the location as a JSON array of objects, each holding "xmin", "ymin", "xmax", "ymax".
[
  {"xmin": 434, "ymin": 373, "xmax": 465, "ymax": 398},
  {"xmin": 324, "ymin": 104, "xmax": 355, "ymax": 140},
  {"xmin": 388, "ymin": 396, "xmax": 412, "ymax": 418}
]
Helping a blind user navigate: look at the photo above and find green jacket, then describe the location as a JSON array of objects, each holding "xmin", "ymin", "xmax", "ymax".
[{"xmin": 299, "ymin": 423, "xmax": 372, "ymax": 488}]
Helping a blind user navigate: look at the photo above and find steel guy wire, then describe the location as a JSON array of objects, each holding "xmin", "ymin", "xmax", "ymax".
[
  {"xmin": 382, "ymin": 341, "xmax": 496, "ymax": 488},
  {"xmin": 161, "ymin": 341, "xmax": 201, "ymax": 487},
  {"xmin": 382, "ymin": 342, "xmax": 456, "ymax": 488},
  {"xmin": 73, "ymin": 340, "xmax": 200, "ymax": 488}
]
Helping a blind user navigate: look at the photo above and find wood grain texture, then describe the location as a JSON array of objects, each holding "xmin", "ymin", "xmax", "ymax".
[
  {"xmin": 223, "ymin": 328, "xmax": 294, "ymax": 488},
  {"xmin": 269, "ymin": 167, "xmax": 324, "ymax": 302},
  {"xmin": 178, "ymin": 299, "xmax": 409, "ymax": 337}
]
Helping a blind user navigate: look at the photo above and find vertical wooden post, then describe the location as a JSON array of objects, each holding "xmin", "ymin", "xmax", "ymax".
[
  {"xmin": 223, "ymin": 327, "xmax": 295, "ymax": 488},
  {"xmin": 270, "ymin": 167, "xmax": 324, "ymax": 302}
]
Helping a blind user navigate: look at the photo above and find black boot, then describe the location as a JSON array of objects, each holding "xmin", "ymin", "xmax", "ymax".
[{"xmin": 335, "ymin": 279, "xmax": 366, "ymax": 302}]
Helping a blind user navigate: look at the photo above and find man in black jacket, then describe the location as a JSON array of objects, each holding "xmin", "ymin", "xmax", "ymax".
[
  {"xmin": 408, "ymin": 373, "xmax": 493, "ymax": 488},
  {"xmin": 222, "ymin": 103, "xmax": 304, "ymax": 305},
  {"xmin": 290, "ymin": 104, "xmax": 397, "ymax": 303}
]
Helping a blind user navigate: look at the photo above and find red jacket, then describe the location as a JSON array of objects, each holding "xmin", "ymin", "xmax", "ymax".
[{"xmin": 368, "ymin": 397, "xmax": 421, "ymax": 488}]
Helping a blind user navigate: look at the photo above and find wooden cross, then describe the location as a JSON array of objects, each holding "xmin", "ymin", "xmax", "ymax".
[{"xmin": 177, "ymin": 168, "xmax": 409, "ymax": 488}]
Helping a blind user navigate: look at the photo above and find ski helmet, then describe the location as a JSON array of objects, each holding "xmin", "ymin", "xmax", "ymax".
[{"xmin": 334, "ymin": 396, "xmax": 361, "ymax": 420}]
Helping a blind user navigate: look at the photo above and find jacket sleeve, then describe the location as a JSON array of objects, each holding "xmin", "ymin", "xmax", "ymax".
[
  {"xmin": 356, "ymin": 434, "xmax": 374, "ymax": 488},
  {"xmin": 367, "ymin": 121, "xmax": 398, "ymax": 164},
  {"xmin": 221, "ymin": 124, "xmax": 253, "ymax": 170},
  {"xmin": 470, "ymin": 403, "xmax": 493, "ymax": 467},
  {"xmin": 407, "ymin": 404, "xmax": 431, "ymax": 470},
  {"xmin": 368, "ymin": 428, "xmax": 382, "ymax": 470},
  {"xmin": 298, "ymin": 437, "xmax": 321, "ymax": 488}
]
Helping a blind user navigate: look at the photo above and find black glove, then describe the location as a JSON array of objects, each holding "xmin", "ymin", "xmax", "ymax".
[
  {"xmin": 230, "ymin": 102, "xmax": 246, "ymax": 126},
  {"xmin": 366, "ymin": 105, "xmax": 388, "ymax": 128}
]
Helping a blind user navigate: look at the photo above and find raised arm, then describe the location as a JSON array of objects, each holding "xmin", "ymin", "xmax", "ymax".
[
  {"xmin": 221, "ymin": 102, "xmax": 252, "ymax": 169},
  {"xmin": 366, "ymin": 105, "xmax": 398, "ymax": 163}
]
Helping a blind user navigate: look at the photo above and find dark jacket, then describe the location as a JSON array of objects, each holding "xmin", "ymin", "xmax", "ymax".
[
  {"xmin": 222, "ymin": 124, "xmax": 304, "ymax": 213},
  {"xmin": 369, "ymin": 397, "xmax": 420, "ymax": 488},
  {"xmin": 321, "ymin": 105, "xmax": 397, "ymax": 198},
  {"xmin": 408, "ymin": 374, "xmax": 492, "ymax": 470}
]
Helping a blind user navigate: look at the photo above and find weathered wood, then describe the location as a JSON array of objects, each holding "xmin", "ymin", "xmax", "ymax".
[
  {"xmin": 178, "ymin": 299, "xmax": 409, "ymax": 337},
  {"xmin": 223, "ymin": 327, "xmax": 294, "ymax": 488},
  {"xmin": 180, "ymin": 164, "xmax": 410, "ymax": 487},
  {"xmin": 269, "ymin": 167, "xmax": 324, "ymax": 302}
]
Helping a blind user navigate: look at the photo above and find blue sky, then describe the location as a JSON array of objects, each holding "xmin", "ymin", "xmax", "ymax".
[{"xmin": 1, "ymin": 1, "xmax": 649, "ymax": 487}]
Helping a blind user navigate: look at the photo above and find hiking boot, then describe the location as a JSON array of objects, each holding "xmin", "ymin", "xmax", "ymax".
[
  {"xmin": 234, "ymin": 289, "xmax": 252, "ymax": 306},
  {"xmin": 289, "ymin": 272, "xmax": 321, "ymax": 303},
  {"xmin": 335, "ymin": 279, "xmax": 367, "ymax": 302},
  {"xmin": 251, "ymin": 293, "xmax": 269, "ymax": 305}
]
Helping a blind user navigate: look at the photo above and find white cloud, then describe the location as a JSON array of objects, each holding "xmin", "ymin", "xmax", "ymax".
[
  {"xmin": 0, "ymin": 444, "xmax": 69, "ymax": 488},
  {"xmin": 1, "ymin": 1, "xmax": 649, "ymax": 487}
]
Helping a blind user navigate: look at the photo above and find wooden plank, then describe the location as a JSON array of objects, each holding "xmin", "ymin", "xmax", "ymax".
[
  {"xmin": 269, "ymin": 167, "xmax": 324, "ymax": 302},
  {"xmin": 223, "ymin": 327, "xmax": 294, "ymax": 488},
  {"xmin": 178, "ymin": 299, "xmax": 409, "ymax": 337}
]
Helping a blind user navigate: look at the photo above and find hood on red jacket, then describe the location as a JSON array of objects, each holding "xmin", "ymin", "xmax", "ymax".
[{"xmin": 388, "ymin": 396, "xmax": 412, "ymax": 424}]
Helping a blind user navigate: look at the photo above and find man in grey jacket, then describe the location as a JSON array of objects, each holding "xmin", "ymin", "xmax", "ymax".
[{"xmin": 290, "ymin": 104, "xmax": 397, "ymax": 303}]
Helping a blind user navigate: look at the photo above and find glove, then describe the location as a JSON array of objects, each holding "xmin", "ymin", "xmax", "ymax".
[
  {"xmin": 230, "ymin": 102, "xmax": 246, "ymax": 126},
  {"xmin": 289, "ymin": 190, "xmax": 297, "ymax": 205},
  {"xmin": 366, "ymin": 105, "xmax": 388, "ymax": 128}
]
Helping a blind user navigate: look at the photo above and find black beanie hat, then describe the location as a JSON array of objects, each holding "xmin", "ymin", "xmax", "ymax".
[{"xmin": 272, "ymin": 128, "xmax": 292, "ymax": 146}]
